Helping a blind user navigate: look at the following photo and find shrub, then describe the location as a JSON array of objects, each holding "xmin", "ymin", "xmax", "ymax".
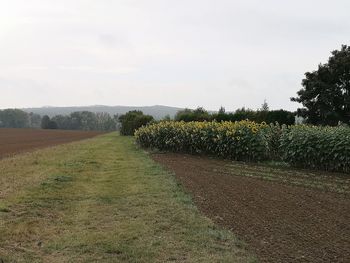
[{"xmin": 279, "ymin": 125, "xmax": 350, "ymax": 172}]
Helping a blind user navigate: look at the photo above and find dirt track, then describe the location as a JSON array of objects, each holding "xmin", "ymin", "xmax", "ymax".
[
  {"xmin": 152, "ymin": 153, "xmax": 350, "ymax": 263},
  {"xmin": 0, "ymin": 128, "xmax": 103, "ymax": 159}
]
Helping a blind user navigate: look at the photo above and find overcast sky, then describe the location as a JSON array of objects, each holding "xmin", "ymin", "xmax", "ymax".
[{"xmin": 0, "ymin": 0, "xmax": 349, "ymax": 111}]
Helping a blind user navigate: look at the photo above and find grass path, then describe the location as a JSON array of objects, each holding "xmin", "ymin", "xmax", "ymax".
[{"xmin": 0, "ymin": 133, "xmax": 253, "ymax": 263}]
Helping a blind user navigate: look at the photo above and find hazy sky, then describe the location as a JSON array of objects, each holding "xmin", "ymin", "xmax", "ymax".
[{"xmin": 0, "ymin": 0, "xmax": 349, "ymax": 111}]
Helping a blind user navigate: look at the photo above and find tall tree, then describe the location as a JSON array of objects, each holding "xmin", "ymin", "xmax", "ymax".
[
  {"xmin": 41, "ymin": 115, "xmax": 51, "ymax": 129},
  {"xmin": 218, "ymin": 106, "xmax": 226, "ymax": 114},
  {"xmin": 28, "ymin": 112, "xmax": 42, "ymax": 128},
  {"xmin": 291, "ymin": 45, "xmax": 350, "ymax": 125},
  {"xmin": 260, "ymin": 100, "xmax": 269, "ymax": 112}
]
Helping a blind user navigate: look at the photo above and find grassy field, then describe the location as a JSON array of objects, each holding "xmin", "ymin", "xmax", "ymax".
[{"xmin": 0, "ymin": 133, "xmax": 253, "ymax": 263}]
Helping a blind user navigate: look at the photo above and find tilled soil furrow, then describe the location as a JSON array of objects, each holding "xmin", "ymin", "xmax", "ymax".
[
  {"xmin": 0, "ymin": 128, "xmax": 103, "ymax": 159},
  {"xmin": 152, "ymin": 153, "xmax": 350, "ymax": 263}
]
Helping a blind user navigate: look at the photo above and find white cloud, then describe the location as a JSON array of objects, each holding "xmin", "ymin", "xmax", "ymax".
[{"xmin": 0, "ymin": 0, "xmax": 349, "ymax": 110}]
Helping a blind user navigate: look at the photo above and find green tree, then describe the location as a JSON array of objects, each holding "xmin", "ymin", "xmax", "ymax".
[
  {"xmin": 265, "ymin": 110, "xmax": 295, "ymax": 125},
  {"xmin": 51, "ymin": 111, "xmax": 116, "ymax": 131},
  {"xmin": 119, "ymin": 111, "xmax": 154, "ymax": 135},
  {"xmin": 28, "ymin": 112, "xmax": 42, "ymax": 128},
  {"xmin": 218, "ymin": 106, "xmax": 225, "ymax": 114},
  {"xmin": 260, "ymin": 100, "xmax": 269, "ymax": 112},
  {"xmin": 162, "ymin": 114, "xmax": 171, "ymax": 121},
  {"xmin": 175, "ymin": 107, "xmax": 211, "ymax": 122},
  {"xmin": 256, "ymin": 100, "xmax": 269, "ymax": 123},
  {"xmin": 41, "ymin": 115, "xmax": 50, "ymax": 129},
  {"xmin": 52, "ymin": 115, "xmax": 71, "ymax": 129},
  {"xmin": 0, "ymin": 109, "xmax": 29, "ymax": 128},
  {"xmin": 96, "ymin": 112, "xmax": 116, "ymax": 131},
  {"xmin": 232, "ymin": 107, "xmax": 256, "ymax": 121},
  {"xmin": 41, "ymin": 115, "xmax": 57, "ymax": 129},
  {"xmin": 291, "ymin": 45, "xmax": 350, "ymax": 125},
  {"xmin": 69, "ymin": 111, "xmax": 97, "ymax": 130},
  {"xmin": 48, "ymin": 120, "xmax": 58, "ymax": 129},
  {"xmin": 212, "ymin": 106, "xmax": 231, "ymax": 121},
  {"xmin": 174, "ymin": 108, "xmax": 193, "ymax": 122}
]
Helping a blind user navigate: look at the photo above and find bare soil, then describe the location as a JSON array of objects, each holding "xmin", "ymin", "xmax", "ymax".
[
  {"xmin": 152, "ymin": 153, "xmax": 350, "ymax": 263},
  {"xmin": 0, "ymin": 128, "xmax": 103, "ymax": 159}
]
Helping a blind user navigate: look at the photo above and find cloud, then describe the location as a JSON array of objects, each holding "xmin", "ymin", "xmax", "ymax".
[
  {"xmin": 0, "ymin": 0, "xmax": 349, "ymax": 110},
  {"xmin": 56, "ymin": 65, "xmax": 137, "ymax": 75}
]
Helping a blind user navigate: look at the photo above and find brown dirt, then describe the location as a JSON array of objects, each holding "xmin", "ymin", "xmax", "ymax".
[
  {"xmin": 0, "ymin": 128, "xmax": 104, "ymax": 159},
  {"xmin": 152, "ymin": 153, "xmax": 350, "ymax": 263}
]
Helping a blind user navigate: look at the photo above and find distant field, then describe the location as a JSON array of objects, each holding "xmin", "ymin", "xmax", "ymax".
[{"xmin": 0, "ymin": 128, "xmax": 103, "ymax": 159}]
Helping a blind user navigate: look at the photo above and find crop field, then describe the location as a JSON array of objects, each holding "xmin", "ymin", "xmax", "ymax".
[
  {"xmin": 0, "ymin": 128, "xmax": 103, "ymax": 159},
  {"xmin": 136, "ymin": 121, "xmax": 350, "ymax": 173},
  {"xmin": 1, "ymin": 127, "xmax": 349, "ymax": 262},
  {"xmin": 152, "ymin": 153, "xmax": 350, "ymax": 262},
  {"xmin": 137, "ymin": 120, "xmax": 350, "ymax": 262}
]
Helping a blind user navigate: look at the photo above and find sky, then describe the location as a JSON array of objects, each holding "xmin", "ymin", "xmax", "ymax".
[{"xmin": 0, "ymin": 0, "xmax": 349, "ymax": 111}]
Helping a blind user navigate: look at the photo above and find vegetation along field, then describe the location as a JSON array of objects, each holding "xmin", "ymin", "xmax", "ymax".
[
  {"xmin": 0, "ymin": 132, "xmax": 254, "ymax": 263},
  {"xmin": 136, "ymin": 120, "xmax": 350, "ymax": 173}
]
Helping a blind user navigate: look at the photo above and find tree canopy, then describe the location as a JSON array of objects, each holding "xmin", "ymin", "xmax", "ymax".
[
  {"xmin": 41, "ymin": 115, "xmax": 58, "ymax": 129},
  {"xmin": 0, "ymin": 108, "xmax": 117, "ymax": 131},
  {"xmin": 291, "ymin": 45, "xmax": 350, "ymax": 125},
  {"xmin": 119, "ymin": 111, "xmax": 154, "ymax": 135},
  {"xmin": 175, "ymin": 107, "xmax": 211, "ymax": 122},
  {"xmin": 175, "ymin": 106, "xmax": 295, "ymax": 125},
  {"xmin": 51, "ymin": 111, "xmax": 117, "ymax": 131},
  {"xmin": 0, "ymin": 109, "xmax": 41, "ymax": 128}
]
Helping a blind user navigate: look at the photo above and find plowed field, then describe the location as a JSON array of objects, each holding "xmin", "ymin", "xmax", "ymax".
[
  {"xmin": 152, "ymin": 153, "xmax": 350, "ymax": 263},
  {"xmin": 0, "ymin": 128, "xmax": 103, "ymax": 159}
]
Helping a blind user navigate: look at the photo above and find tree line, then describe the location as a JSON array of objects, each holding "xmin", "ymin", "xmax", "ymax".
[
  {"xmin": 43, "ymin": 111, "xmax": 117, "ymax": 131},
  {"xmin": 0, "ymin": 109, "xmax": 117, "ymax": 131},
  {"xmin": 0, "ymin": 109, "xmax": 41, "ymax": 128},
  {"xmin": 117, "ymin": 103, "xmax": 296, "ymax": 136},
  {"xmin": 174, "ymin": 104, "xmax": 295, "ymax": 125}
]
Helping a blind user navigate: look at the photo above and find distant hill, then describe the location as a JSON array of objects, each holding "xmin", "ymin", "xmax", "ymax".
[{"xmin": 22, "ymin": 105, "xmax": 184, "ymax": 120}]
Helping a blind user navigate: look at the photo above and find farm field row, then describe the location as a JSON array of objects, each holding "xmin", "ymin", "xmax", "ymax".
[
  {"xmin": 152, "ymin": 153, "xmax": 350, "ymax": 262},
  {"xmin": 0, "ymin": 128, "xmax": 103, "ymax": 160},
  {"xmin": 0, "ymin": 133, "xmax": 252, "ymax": 262}
]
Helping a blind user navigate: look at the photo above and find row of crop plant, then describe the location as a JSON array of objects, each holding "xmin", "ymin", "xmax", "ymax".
[{"xmin": 135, "ymin": 121, "xmax": 350, "ymax": 173}]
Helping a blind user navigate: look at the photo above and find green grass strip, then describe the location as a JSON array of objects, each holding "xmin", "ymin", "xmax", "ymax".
[{"xmin": 0, "ymin": 133, "xmax": 254, "ymax": 263}]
